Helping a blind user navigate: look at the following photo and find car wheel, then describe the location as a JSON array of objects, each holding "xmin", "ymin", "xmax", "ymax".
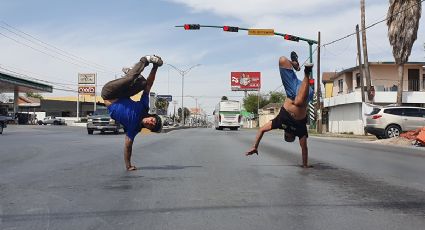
[
  {"xmin": 0, "ymin": 125, "xmax": 3, "ymax": 134},
  {"xmin": 87, "ymin": 129, "xmax": 94, "ymax": 135},
  {"xmin": 385, "ymin": 125, "xmax": 401, "ymax": 138},
  {"xmin": 38, "ymin": 120, "xmax": 43, "ymax": 125}
]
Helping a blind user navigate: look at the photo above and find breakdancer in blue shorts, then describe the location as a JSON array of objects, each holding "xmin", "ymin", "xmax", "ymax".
[{"xmin": 246, "ymin": 52, "xmax": 314, "ymax": 168}]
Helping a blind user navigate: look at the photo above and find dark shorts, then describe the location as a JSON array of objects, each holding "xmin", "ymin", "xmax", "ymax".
[{"xmin": 271, "ymin": 107, "xmax": 308, "ymax": 138}]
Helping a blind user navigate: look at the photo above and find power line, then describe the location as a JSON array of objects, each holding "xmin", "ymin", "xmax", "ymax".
[
  {"xmin": 0, "ymin": 21, "xmax": 115, "ymax": 73},
  {"xmin": 0, "ymin": 66, "xmax": 76, "ymax": 91},
  {"xmin": 0, "ymin": 21, "xmax": 119, "ymax": 76},
  {"xmin": 323, "ymin": 0, "xmax": 425, "ymax": 47},
  {"xmin": 0, "ymin": 31, "xmax": 94, "ymax": 70},
  {"xmin": 0, "ymin": 63, "xmax": 76, "ymax": 86}
]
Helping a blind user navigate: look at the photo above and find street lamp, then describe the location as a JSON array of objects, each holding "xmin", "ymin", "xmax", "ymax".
[{"xmin": 167, "ymin": 63, "xmax": 201, "ymax": 126}]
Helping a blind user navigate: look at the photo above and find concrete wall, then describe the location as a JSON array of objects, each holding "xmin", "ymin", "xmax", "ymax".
[
  {"xmin": 259, "ymin": 114, "xmax": 277, "ymax": 127},
  {"xmin": 328, "ymin": 64, "xmax": 424, "ymax": 97},
  {"xmin": 328, "ymin": 103, "xmax": 364, "ymax": 135}
]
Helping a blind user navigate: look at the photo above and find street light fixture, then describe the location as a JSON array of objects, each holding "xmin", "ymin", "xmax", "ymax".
[{"xmin": 167, "ymin": 63, "xmax": 201, "ymax": 126}]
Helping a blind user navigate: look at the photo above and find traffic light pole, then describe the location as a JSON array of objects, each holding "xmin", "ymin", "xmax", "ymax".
[
  {"xmin": 176, "ymin": 24, "xmax": 318, "ymax": 69},
  {"xmin": 177, "ymin": 24, "xmax": 319, "ymax": 128},
  {"xmin": 176, "ymin": 25, "xmax": 318, "ymax": 45}
]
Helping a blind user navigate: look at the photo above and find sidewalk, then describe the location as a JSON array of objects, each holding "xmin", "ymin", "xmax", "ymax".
[{"xmin": 310, "ymin": 132, "xmax": 377, "ymax": 140}]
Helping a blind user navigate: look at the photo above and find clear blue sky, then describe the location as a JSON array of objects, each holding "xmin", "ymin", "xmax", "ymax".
[{"xmin": 0, "ymin": 0, "xmax": 424, "ymax": 113}]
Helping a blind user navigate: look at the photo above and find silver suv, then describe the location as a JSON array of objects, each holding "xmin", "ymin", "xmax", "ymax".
[{"xmin": 365, "ymin": 106, "xmax": 425, "ymax": 139}]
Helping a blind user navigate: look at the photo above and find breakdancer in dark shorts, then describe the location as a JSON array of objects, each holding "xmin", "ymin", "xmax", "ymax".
[
  {"xmin": 101, "ymin": 55, "xmax": 163, "ymax": 171},
  {"xmin": 246, "ymin": 52, "xmax": 314, "ymax": 168}
]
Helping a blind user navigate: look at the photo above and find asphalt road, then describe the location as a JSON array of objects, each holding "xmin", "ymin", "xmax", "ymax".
[{"xmin": 1, "ymin": 125, "xmax": 425, "ymax": 230}]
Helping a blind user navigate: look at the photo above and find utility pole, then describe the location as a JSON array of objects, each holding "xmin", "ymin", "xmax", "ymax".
[
  {"xmin": 316, "ymin": 31, "xmax": 322, "ymax": 134},
  {"xmin": 361, "ymin": 0, "xmax": 372, "ymax": 100},
  {"xmin": 356, "ymin": 25, "xmax": 366, "ymax": 103}
]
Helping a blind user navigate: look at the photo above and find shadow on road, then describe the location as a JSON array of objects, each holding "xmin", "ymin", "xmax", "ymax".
[{"xmin": 140, "ymin": 165, "xmax": 202, "ymax": 170}]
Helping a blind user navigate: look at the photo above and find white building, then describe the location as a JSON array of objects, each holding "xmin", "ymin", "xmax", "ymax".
[{"xmin": 322, "ymin": 62, "xmax": 425, "ymax": 135}]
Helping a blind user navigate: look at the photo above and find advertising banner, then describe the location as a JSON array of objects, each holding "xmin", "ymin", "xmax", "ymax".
[{"xmin": 231, "ymin": 72, "xmax": 261, "ymax": 91}]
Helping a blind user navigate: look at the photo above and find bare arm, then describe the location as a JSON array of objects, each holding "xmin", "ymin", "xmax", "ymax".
[
  {"xmin": 124, "ymin": 136, "xmax": 134, "ymax": 168},
  {"xmin": 246, "ymin": 121, "xmax": 273, "ymax": 156},
  {"xmin": 144, "ymin": 66, "xmax": 158, "ymax": 94},
  {"xmin": 298, "ymin": 136, "xmax": 309, "ymax": 167}
]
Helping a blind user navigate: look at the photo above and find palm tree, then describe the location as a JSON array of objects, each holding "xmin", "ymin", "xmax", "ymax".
[{"xmin": 387, "ymin": 0, "xmax": 422, "ymax": 105}]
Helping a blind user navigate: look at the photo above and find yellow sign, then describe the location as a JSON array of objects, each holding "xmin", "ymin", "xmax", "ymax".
[{"xmin": 248, "ymin": 29, "xmax": 275, "ymax": 36}]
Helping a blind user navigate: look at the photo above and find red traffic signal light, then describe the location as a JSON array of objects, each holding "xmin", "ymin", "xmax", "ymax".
[
  {"xmin": 184, "ymin": 24, "xmax": 200, "ymax": 30},
  {"xmin": 223, "ymin": 26, "xmax": 239, "ymax": 32},
  {"xmin": 284, "ymin": 34, "xmax": 300, "ymax": 42},
  {"xmin": 309, "ymin": 79, "xmax": 315, "ymax": 85}
]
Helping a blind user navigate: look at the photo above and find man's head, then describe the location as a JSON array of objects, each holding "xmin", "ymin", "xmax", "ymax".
[
  {"xmin": 284, "ymin": 131, "xmax": 296, "ymax": 142},
  {"xmin": 141, "ymin": 114, "xmax": 162, "ymax": 133}
]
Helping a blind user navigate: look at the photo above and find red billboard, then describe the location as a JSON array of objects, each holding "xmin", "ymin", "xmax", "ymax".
[{"xmin": 231, "ymin": 72, "xmax": 261, "ymax": 91}]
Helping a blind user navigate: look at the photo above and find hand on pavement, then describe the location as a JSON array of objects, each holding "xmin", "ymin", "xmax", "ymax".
[{"xmin": 245, "ymin": 147, "xmax": 258, "ymax": 156}]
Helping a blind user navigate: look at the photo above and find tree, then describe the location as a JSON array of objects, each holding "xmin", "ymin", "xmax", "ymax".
[
  {"xmin": 25, "ymin": 92, "xmax": 43, "ymax": 99},
  {"xmin": 221, "ymin": 96, "xmax": 228, "ymax": 100},
  {"xmin": 387, "ymin": 0, "xmax": 422, "ymax": 105},
  {"xmin": 178, "ymin": 107, "xmax": 191, "ymax": 120},
  {"xmin": 268, "ymin": 91, "xmax": 286, "ymax": 104},
  {"xmin": 242, "ymin": 93, "xmax": 268, "ymax": 116},
  {"xmin": 155, "ymin": 98, "xmax": 169, "ymax": 115}
]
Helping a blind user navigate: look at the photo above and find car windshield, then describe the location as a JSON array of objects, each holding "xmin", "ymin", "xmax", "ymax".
[{"xmin": 93, "ymin": 109, "xmax": 109, "ymax": 116}]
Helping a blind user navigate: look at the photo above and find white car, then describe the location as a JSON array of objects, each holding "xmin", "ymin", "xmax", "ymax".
[
  {"xmin": 38, "ymin": 116, "xmax": 66, "ymax": 125},
  {"xmin": 365, "ymin": 106, "xmax": 425, "ymax": 139}
]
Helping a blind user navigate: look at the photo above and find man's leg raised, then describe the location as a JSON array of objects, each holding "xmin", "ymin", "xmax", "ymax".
[
  {"xmin": 101, "ymin": 57, "xmax": 149, "ymax": 100},
  {"xmin": 293, "ymin": 64, "xmax": 314, "ymax": 107}
]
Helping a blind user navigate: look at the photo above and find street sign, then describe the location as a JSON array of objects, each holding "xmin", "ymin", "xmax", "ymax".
[
  {"xmin": 248, "ymin": 29, "xmax": 275, "ymax": 36},
  {"xmin": 231, "ymin": 72, "xmax": 261, "ymax": 91},
  {"xmin": 78, "ymin": 86, "xmax": 96, "ymax": 95},
  {"xmin": 157, "ymin": 95, "xmax": 173, "ymax": 102},
  {"xmin": 78, "ymin": 73, "xmax": 96, "ymax": 84}
]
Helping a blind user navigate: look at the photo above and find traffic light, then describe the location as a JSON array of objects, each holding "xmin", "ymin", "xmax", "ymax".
[
  {"xmin": 309, "ymin": 79, "xmax": 315, "ymax": 86},
  {"xmin": 223, "ymin": 26, "xmax": 239, "ymax": 32},
  {"xmin": 284, "ymin": 34, "xmax": 300, "ymax": 42},
  {"xmin": 184, "ymin": 24, "xmax": 200, "ymax": 30}
]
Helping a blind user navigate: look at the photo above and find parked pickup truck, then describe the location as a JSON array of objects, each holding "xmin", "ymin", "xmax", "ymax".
[{"xmin": 87, "ymin": 108, "xmax": 122, "ymax": 134}]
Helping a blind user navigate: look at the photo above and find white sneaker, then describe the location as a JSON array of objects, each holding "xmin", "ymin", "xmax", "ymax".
[{"xmin": 145, "ymin": 55, "xmax": 163, "ymax": 67}]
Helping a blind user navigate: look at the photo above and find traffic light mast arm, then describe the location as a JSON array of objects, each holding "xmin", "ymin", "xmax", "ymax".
[
  {"xmin": 176, "ymin": 25, "xmax": 317, "ymax": 44},
  {"xmin": 274, "ymin": 32, "xmax": 318, "ymax": 44}
]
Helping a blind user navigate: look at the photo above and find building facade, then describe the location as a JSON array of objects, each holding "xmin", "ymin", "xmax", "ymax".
[{"xmin": 323, "ymin": 62, "xmax": 425, "ymax": 135}]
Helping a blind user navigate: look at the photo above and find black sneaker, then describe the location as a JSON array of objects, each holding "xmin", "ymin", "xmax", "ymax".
[
  {"xmin": 290, "ymin": 51, "xmax": 300, "ymax": 71},
  {"xmin": 304, "ymin": 63, "xmax": 314, "ymax": 78}
]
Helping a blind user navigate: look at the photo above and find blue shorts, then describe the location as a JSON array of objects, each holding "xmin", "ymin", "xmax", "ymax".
[{"xmin": 279, "ymin": 67, "xmax": 313, "ymax": 102}]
